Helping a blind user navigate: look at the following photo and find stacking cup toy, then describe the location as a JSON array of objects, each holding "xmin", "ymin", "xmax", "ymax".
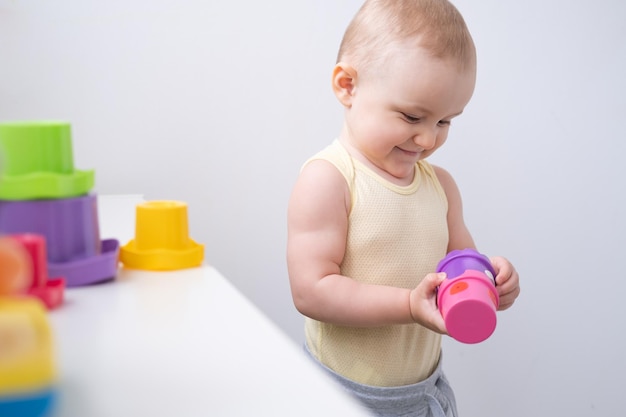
[
  {"xmin": 0, "ymin": 121, "xmax": 94, "ymax": 200},
  {"xmin": 0, "ymin": 237, "xmax": 57, "ymax": 415},
  {"xmin": 10, "ymin": 234, "xmax": 65, "ymax": 310},
  {"xmin": 0, "ymin": 195, "xmax": 100, "ymax": 262},
  {"xmin": 120, "ymin": 201, "xmax": 204, "ymax": 271},
  {"xmin": 0, "ymin": 297, "xmax": 57, "ymax": 417},
  {"xmin": 436, "ymin": 249, "xmax": 499, "ymax": 344},
  {"xmin": 0, "ymin": 195, "xmax": 119, "ymax": 287},
  {"xmin": 0, "ymin": 237, "xmax": 31, "ymax": 295}
]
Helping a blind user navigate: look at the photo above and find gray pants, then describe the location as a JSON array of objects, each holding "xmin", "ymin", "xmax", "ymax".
[{"xmin": 304, "ymin": 344, "xmax": 458, "ymax": 417}]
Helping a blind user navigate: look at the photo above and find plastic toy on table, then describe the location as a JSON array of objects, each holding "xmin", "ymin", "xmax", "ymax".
[
  {"xmin": 0, "ymin": 121, "xmax": 93, "ymax": 200},
  {"xmin": 0, "ymin": 196, "xmax": 119, "ymax": 288},
  {"xmin": 120, "ymin": 200, "xmax": 204, "ymax": 271},
  {"xmin": 11, "ymin": 234, "xmax": 65, "ymax": 310},
  {"xmin": 436, "ymin": 248, "xmax": 499, "ymax": 344},
  {"xmin": 0, "ymin": 120, "xmax": 119, "ymax": 287},
  {"xmin": 0, "ymin": 237, "xmax": 56, "ymax": 417}
]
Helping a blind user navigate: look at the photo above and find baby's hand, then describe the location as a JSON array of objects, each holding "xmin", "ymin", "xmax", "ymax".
[
  {"xmin": 490, "ymin": 256, "xmax": 521, "ymax": 310},
  {"xmin": 409, "ymin": 272, "xmax": 448, "ymax": 334}
]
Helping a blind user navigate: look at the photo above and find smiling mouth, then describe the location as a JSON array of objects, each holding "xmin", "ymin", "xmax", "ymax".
[{"xmin": 398, "ymin": 147, "xmax": 422, "ymax": 156}]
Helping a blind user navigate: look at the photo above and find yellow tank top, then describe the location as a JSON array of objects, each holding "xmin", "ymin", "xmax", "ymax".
[{"xmin": 304, "ymin": 140, "xmax": 449, "ymax": 387}]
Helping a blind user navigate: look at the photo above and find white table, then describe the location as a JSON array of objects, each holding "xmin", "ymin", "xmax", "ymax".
[{"xmin": 47, "ymin": 196, "xmax": 370, "ymax": 416}]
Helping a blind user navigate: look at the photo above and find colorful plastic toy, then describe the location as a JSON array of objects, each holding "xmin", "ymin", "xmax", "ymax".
[
  {"xmin": 11, "ymin": 235, "xmax": 65, "ymax": 310},
  {"xmin": 0, "ymin": 195, "xmax": 119, "ymax": 287},
  {"xmin": 436, "ymin": 248, "xmax": 499, "ymax": 344},
  {"xmin": 0, "ymin": 237, "xmax": 30, "ymax": 295},
  {"xmin": 0, "ymin": 237, "xmax": 56, "ymax": 417},
  {"xmin": 120, "ymin": 200, "xmax": 204, "ymax": 271},
  {"xmin": 0, "ymin": 120, "xmax": 119, "ymax": 287},
  {"xmin": 0, "ymin": 121, "xmax": 94, "ymax": 200}
]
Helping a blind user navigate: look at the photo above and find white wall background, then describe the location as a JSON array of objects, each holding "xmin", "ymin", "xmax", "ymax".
[{"xmin": 1, "ymin": 1, "xmax": 625, "ymax": 416}]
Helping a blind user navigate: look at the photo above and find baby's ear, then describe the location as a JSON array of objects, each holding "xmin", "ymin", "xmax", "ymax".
[{"xmin": 331, "ymin": 62, "xmax": 357, "ymax": 107}]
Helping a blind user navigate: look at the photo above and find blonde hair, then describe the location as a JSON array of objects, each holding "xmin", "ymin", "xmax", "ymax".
[{"xmin": 337, "ymin": 0, "xmax": 476, "ymax": 74}]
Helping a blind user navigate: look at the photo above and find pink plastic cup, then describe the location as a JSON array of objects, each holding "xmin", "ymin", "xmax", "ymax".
[
  {"xmin": 436, "ymin": 249, "xmax": 499, "ymax": 344},
  {"xmin": 11, "ymin": 234, "xmax": 65, "ymax": 309}
]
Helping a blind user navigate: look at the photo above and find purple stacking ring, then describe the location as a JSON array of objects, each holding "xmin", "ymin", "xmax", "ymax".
[
  {"xmin": 0, "ymin": 194, "xmax": 119, "ymax": 287},
  {"xmin": 436, "ymin": 248, "xmax": 496, "ymax": 283}
]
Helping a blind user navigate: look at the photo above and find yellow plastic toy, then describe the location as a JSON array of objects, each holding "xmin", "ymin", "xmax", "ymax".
[
  {"xmin": 0, "ymin": 237, "xmax": 56, "ymax": 417},
  {"xmin": 119, "ymin": 201, "xmax": 204, "ymax": 271}
]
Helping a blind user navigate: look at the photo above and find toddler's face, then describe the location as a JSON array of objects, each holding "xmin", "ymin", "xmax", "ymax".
[{"xmin": 342, "ymin": 45, "xmax": 476, "ymax": 184}]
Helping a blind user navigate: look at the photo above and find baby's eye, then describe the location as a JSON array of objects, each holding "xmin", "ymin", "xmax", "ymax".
[
  {"xmin": 401, "ymin": 113, "xmax": 421, "ymax": 123},
  {"xmin": 438, "ymin": 120, "xmax": 452, "ymax": 127}
]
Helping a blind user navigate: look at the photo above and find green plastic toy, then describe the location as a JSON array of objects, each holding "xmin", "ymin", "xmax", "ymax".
[{"xmin": 0, "ymin": 121, "xmax": 94, "ymax": 200}]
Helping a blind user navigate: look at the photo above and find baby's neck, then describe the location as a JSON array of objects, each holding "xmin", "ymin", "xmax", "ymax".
[{"xmin": 337, "ymin": 136, "xmax": 415, "ymax": 187}]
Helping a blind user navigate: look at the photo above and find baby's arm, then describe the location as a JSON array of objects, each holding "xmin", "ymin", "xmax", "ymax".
[
  {"xmin": 432, "ymin": 165, "xmax": 476, "ymax": 252},
  {"xmin": 433, "ymin": 165, "xmax": 520, "ymax": 310},
  {"xmin": 287, "ymin": 160, "xmax": 446, "ymax": 333}
]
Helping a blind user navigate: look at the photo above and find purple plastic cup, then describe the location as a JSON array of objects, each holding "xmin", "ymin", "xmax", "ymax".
[
  {"xmin": 436, "ymin": 248, "xmax": 496, "ymax": 284},
  {"xmin": 0, "ymin": 194, "xmax": 119, "ymax": 287},
  {"xmin": 48, "ymin": 238, "xmax": 119, "ymax": 287},
  {"xmin": 0, "ymin": 195, "xmax": 100, "ymax": 262}
]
